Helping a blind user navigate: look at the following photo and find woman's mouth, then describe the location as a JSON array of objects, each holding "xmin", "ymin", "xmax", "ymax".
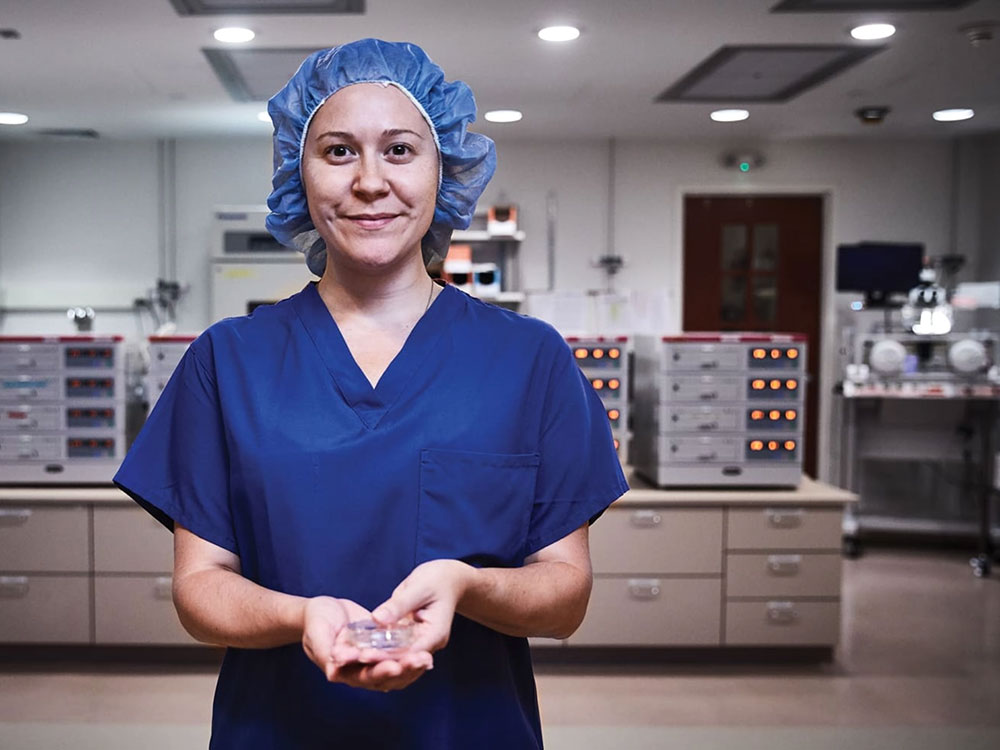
[{"xmin": 347, "ymin": 214, "xmax": 398, "ymax": 230}]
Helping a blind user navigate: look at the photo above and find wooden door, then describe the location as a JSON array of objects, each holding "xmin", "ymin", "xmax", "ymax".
[{"xmin": 683, "ymin": 195, "xmax": 823, "ymax": 477}]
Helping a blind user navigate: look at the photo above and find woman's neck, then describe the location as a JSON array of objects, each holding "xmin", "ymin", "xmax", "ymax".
[{"xmin": 315, "ymin": 254, "xmax": 438, "ymax": 327}]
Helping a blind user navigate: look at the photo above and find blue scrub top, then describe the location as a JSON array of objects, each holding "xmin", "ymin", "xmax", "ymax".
[{"xmin": 114, "ymin": 281, "xmax": 629, "ymax": 749}]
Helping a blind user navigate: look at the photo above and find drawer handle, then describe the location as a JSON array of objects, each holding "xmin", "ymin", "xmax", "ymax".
[
  {"xmin": 15, "ymin": 358, "xmax": 37, "ymax": 369},
  {"xmin": 0, "ymin": 508, "xmax": 32, "ymax": 526},
  {"xmin": 766, "ymin": 555, "xmax": 802, "ymax": 576},
  {"xmin": 697, "ymin": 452, "xmax": 717, "ymax": 462},
  {"xmin": 153, "ymin": 577, "xmax": 173, "ymax": 600},
  {"xmin": 697, "ymin": 422, "xmax": 719, "ymax": 431},
  {"xmin": 699, "ymin": 361, "xmax": 718, "ymax": 369},
  {"xmin": 16, "ymin": 419, "xmax": 39, "ymax": 430},
  {"xmin": 699, "ymin": 392, "xmax": 719, "ymax": 401},
  {"xmin": 0, "ymin": 576, "xmax": 30, "ymax": 598},
  {"xmin": 765, "ymin": 508, "xmax": 804, "ymax": 528},
  {"xmin": 630, "ymin": 510, "xmax": 662, "ymax": 528},
  {"xmin": 627, "ymin": 579, "xmax": 661, "ymax": 600},
  {"xmin": 766, "ymin": 602, "xmax": 798, "ymax": 624}
]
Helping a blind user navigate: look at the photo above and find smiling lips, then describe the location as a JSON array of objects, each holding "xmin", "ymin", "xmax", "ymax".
[{"xmin": 347, "ymin": 213, "xmax": 399, "ymax": 230}]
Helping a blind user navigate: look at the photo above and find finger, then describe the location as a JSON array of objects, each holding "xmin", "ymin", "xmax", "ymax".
[{"xmin": 372, "ymin": 585, "xmax": 427, "ymax": 627}]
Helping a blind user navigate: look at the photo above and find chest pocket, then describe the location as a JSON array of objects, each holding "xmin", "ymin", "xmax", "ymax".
[{"xmin": 417, "ymin": 448, "xmax": 540, "ymax": 567}]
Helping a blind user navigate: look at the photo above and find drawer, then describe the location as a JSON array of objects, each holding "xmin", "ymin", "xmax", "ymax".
[
  {"xmin": 725, "ymin": 600, "xmax": 840, "ymax": 646},
  {"xmin": 726, "ymin": 553, "xmax": 841, "ymax": 598},
  {"xmin": 1, "ymin": 404, "xmax": 63, "ymax": 432},
  {"xmin": 94, "ymin": 507, "xmax": 174, "ymax": 573},
  {"xmin": 662, "ymin": 376, "xmax": 743, "ymax": 403},
  {"xmin": 569, "ymin": 577, "xmax": 721, "ymax": 646},
  {"xmin": 657, "ymin": 435, "xmax": 741, "ymax": 463},
  {"xmin": 656, "ymin": 405, "xmax": 742, "ymax": 433},
  {"xmin": 0, "ymin": 574, "xmax": 91, "ymax": 643},
  {"xmin": 0, "ymin": 344, "xmax": 61, "ymax": 372},
  {"xmin": 0, "ymin": 505, "xmax": 89, "ymax": 572},
  {"xmin": 662, "ymin": 345, "xmax": 743, "ymax": 373},
  {"xmin": 590, "ymin": 508, "xmax": 722, "ymax": 574},
  {"xmin": 94, "ymin": 575, "xmax": 199, "ymax": 645},
  {"xmin": 726, "ymin": 507, "xmax": 843, "ymax": 550}
]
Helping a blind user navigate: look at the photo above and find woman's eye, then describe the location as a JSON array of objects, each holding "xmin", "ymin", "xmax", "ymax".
[
  {"xmin": 327, "ymin": 145, "xmax": 350, "ymax": 157},
  {"xmin": 389, "ymin": 144, "xmax": 412, "ymax": 157}
]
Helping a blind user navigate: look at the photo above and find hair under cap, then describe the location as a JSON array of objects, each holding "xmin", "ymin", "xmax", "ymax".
[{"xmin": 265, "ymin": 38, "xmax": 497, "ymax": 276}]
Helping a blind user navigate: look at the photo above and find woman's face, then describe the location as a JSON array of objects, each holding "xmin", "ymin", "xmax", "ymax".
[{"xmin": 301, "ymin": 83, "xmax": 439, "ymax": 274}]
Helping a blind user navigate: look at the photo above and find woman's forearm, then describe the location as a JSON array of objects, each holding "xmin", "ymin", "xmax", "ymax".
[
  {"xmin": 456, "ymin": 560, "xmax": 592, "ymax": 640},
  {"xmin": 172, "ymin": 566, "xmax": 307, "ymax": 649}
]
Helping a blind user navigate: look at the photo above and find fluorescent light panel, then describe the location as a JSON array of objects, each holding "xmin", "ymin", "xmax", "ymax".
[{"xmin": 658, "ymin": 45, "xmax": 883, "ymax": 103}]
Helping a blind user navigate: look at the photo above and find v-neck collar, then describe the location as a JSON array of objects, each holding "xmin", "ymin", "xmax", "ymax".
[{"xmin": 292, "ymin": 281, "xmax": 458, "ymax": 430}]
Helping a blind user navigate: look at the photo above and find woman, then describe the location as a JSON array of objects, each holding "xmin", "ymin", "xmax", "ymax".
[{"xmin": 114, "ymin": 38, "xmax": 628, "ymax": 748}]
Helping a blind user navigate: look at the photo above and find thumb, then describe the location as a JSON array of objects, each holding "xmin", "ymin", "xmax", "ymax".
[{"xmin": 372, "ymin": 586, "xmax": 424, "ymax": 627}]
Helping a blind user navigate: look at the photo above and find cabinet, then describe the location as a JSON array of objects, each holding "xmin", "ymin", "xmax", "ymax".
[
  {"xmin": 0, "ymin": 489, "xmax": 200, "ymax": 646},
  {"xmin": 442, "ymin": 225, "xmax": 525, "ymax": 308},
  {"xmin": 563, "ymin": 471, "xmax": 856, "ymax": 650}
]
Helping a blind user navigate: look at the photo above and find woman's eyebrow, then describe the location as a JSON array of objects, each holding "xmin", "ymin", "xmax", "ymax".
[{"xmin": 383, "ymin": 128, "xmax": 425, "ymax": 140}]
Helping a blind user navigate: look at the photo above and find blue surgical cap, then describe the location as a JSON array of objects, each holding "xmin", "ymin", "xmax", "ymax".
[{"xmin": 265, "ymin": 38, "xmax": 497, "ymax": 276}]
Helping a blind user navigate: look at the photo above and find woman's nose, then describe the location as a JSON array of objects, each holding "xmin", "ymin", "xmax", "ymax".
[{"xmin": 352, "ymin": 154, "xmax": 390, "ymax": 200}]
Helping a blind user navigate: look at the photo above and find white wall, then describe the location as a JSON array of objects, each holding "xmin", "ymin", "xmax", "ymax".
[{"xmin": 2, "ymin": 132, "xmax": 997, "ymax": 481}]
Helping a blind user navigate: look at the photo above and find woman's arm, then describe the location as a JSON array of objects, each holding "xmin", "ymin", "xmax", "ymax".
[
  {"xmin": 172, "ymin": 523, "xmax": 433, "ymax": 691},
  {"xmin": 172, "ymin": 523, "xmax": 307, "ymax": 648},
  {"xmin": 372, "ymin": 524, "xmax": 593, "ymax": 650}
]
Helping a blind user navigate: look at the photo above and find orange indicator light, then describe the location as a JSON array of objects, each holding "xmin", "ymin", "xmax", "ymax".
[
  {"xmin": 786, "ymin": 379, "xmax": 798, "ymax": 390},
  {"xmin": 593, "ymin": 349, "xmax": 605, "ymax": 359},
  {"xmin": 608, "ymin": 409, "xmax": 620, "ymax": 420},
  {"xmin": 752, "ymin": 379, "xmax": 766, "ymax": 390},
  {"xmin": 769, "ymin": 410, "xmax": 781, "ymax": 420},
  {"xmin": 750, "ymin": 440, "xmax": 764, "ymax": 451},
  {"xmin": 613, "ymin": 438, "xmax": 620, "ymax": 450},
  {"xmin": 608, "ymin": 379, "xmax": 620, "ymax": 389},
  {"xmin": 787, "ymin": 348, "xmax": 799, "ymax": 359},
  {"xmin": 574, "ymin": 348, "xmax": 588, "ymax": 359},
  {"xmin": 768, "ymin": 440, "xmax": 779, "ymax": 451},
  {"xmin": 770, "ymin": 379, "xmax": 782, "ymax": 390},
  {"xmin": 785, "ymin": 410, "xmax": 797, "ymax": 420},
  {"xmin": 753, "ymin": 348, "xmax": 766, "ymax": 359},
  {"xmin": 609, "ymin": 348, "xmax": 621, "ymax": 359},
  {"xmin": 770, "ymin": 349, "xmax": 781, "ymax": 359},
  {"xmin": 751, "ymin": 410, "xmax": 764, "ymax": 420},
  {"xmin": 784, "ymin": 440, "xmax": 796, "ymax": 451},
  {"xmin": 592, "ymin": 379, "xmax": 604, "ymax": 389}
]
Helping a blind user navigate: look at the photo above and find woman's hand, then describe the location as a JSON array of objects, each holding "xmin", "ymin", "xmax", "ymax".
[
  {"xmin": 302, "ymin": 596, "xmax": 432, "ymax": 692},
  {"xmin": 372, "ymin": 559, "xmax": 475, "ymax": 656}
]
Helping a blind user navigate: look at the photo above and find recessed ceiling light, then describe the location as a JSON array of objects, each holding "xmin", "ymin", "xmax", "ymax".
[
  {"xmin": 710, "ymin": 109, "xmax": 750, "ymax": 123},
  {"xmin": 0, "ymin": 112, "xmax": 29, "ymax": 125},
  {"xmin": 538, "ymin": 26, "xmax": 580, "ymax": 43},
  {"xmin": 257, "ymin": 111, "xmax": 271, "ymax": 123},
  {"xmin": 214, "ymin": 27, "xmax": 255, "ymax": 44},
  {"xmin": 485, "ymin": 110, "xmax": 523, "ymax": 123},
  {"xmin": 851, "ymin": 23, "xmax": 895, "ymax": 41},
  {"xmin": 932, "ymin": 108, "xmax": 974, "ymax": 122}
]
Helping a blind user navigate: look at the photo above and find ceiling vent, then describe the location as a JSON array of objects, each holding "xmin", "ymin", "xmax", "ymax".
[
  {"xmin": 772, "ymin": 0, "xmax": 975, "ymax": 12},
  {"xmin": 205, "ymin": 47, "xmax": 320, "ymax": 101},
  {"xmin": 170, "ymin": 0, "xmax": 363, "ymax": 14},
  {"xmin": 657, "ymin": 45, "xmax": 883, "ymax": 103}
]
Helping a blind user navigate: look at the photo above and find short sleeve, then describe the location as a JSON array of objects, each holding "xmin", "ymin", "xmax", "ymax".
[
  {"xmin": 523, "ymin": 334, "xmax": 630, "ymax": 557},
  {"xmin": 112, "ymin": 342, "xmax": 238, "ymax": 556}
]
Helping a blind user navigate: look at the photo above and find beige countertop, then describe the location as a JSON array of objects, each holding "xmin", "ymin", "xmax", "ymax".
[{"xmin": 1, "ymin": 468, "xmax": 857, "ymax": 507}]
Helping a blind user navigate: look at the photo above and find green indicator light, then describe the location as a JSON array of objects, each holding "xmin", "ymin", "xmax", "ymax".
[{"xmin": 739, "ymin": 161, "xmax": 751, "ymax": 172}]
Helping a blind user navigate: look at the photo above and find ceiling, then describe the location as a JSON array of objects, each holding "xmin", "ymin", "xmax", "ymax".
[{"xmin": 1, "ymin": 0, "xmax": 998, "ymax": 141}]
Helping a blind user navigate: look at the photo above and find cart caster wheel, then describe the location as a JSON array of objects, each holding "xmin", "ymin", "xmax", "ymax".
[
  {"xmin": 842, "ymin": 537, "xmax": 862, "ymax": 559},
  {"xmin": 970, "ymin": 556, "xmax": 991, "ymax": 578}
]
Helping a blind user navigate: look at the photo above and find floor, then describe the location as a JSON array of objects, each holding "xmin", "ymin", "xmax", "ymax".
[{"xmin": 1, "ymin": 548, "xmax": 998, "ymax": 749}]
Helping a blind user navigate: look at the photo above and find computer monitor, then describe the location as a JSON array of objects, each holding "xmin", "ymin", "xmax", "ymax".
[{"xmin": 836, "ymin": 242, "xmax": 925, "ymax": 307}]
